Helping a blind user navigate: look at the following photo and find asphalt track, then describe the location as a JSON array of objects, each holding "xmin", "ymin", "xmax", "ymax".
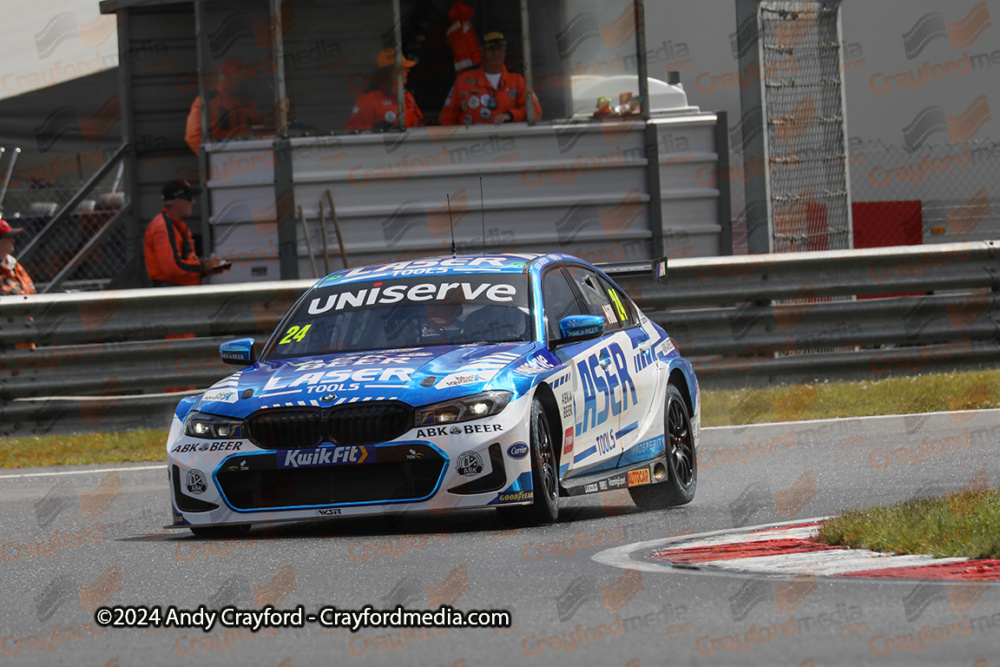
[{"xmin": 1, "ymin": 410, "xmax": 999, "ymax": 666}]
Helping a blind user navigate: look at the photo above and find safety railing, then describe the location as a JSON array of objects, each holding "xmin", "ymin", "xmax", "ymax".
[{"xmin": 1, "ymin": 241, "xmax": 997, "ymax": 435}]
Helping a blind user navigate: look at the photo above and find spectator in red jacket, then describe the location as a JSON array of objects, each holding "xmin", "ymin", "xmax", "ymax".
[
  {"xmin": 344, "ymin": 48, "xmax": 424, "ymax": 131},
  {"xmin": 0, "ymin": 219, "xmax": 34, "ymax": 296},
  {"xmin": 144, "ymin": 180, "xmax": 229, "ymax": 287},
  {"xmin": 440, "ymin": 31, "xmax": 542, "ymax": 126}
]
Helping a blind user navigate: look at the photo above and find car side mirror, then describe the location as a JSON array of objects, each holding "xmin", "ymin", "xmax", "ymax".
[
  {"xmin": 552, "ymin": 314, "xmax": 605, "ymax": 348},
  {"xmin": 220, "ymin": 337, "xmax": 258, "ymax": 365}
]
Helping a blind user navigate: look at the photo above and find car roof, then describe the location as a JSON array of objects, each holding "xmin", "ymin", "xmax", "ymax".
[{"xmin": 318, "ymin": 253, "xmax": 571, "ymax": 285}]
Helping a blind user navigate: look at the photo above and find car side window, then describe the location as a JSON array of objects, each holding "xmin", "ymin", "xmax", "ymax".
[
  {"xmin": 542, "ymin": 268, "xmax": 586, "ymax": 341},
  {"xmin": 597, "ymin": 274, "xmax": 638, "ymax": 329},
  {"xmin": 565, "ymin": 266, "xmax": 623, "ymax": 332}
]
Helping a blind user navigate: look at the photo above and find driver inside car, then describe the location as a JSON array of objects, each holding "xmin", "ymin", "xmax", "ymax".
[{"xmin": 422, "ymin": 300, "xmax": 464, "ymax": 344}]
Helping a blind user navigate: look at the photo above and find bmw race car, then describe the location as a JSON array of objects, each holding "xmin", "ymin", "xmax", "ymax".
[{"xmin": 166, "ymin": 254, "xmax": 699, "ymax": 536}]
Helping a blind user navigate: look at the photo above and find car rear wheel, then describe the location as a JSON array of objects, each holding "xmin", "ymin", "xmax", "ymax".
[
  {"xmin": 499, "ymin": 397, "xmax": 559, "ymax": 525},
  {"xmin": 629, "ymin": 383, "xmax": 697, "ymax": 511},
  {"xmin": 189, "ymin": 523, "xmax": 251, "ymax": 538}
]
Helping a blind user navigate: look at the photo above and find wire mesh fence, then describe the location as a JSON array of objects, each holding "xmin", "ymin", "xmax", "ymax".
[
  {"xmin": 0, "ymin": 153, "xmax": 128, "ymax": 291},
  {"xmin": 760, "ymin": 0, "xmax": 851, "ymax": 253}
]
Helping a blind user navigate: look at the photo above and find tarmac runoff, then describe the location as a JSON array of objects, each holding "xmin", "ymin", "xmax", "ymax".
[{"xmin": 593, "ymin": 519, "xmax": 1000, "ymax": 580}]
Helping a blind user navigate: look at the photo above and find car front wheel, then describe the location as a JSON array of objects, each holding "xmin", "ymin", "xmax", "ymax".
[{"xmin": 500, "ymin": 397, "xmax": 559, "ymax": 525}]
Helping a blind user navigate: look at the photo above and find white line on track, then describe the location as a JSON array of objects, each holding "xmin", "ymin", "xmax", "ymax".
[
  {"xmin": 0, "ymin": 464, "xmax": 166, "ymax": 480},
  {"xmin": 700, "ymin": 407, "xmax": 1000, "ymax": 431}
]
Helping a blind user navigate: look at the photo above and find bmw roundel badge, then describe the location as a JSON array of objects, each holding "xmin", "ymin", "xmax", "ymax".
[{"xmin": 321, "ymin": 394, "xmax": 337, "ymax": 402}]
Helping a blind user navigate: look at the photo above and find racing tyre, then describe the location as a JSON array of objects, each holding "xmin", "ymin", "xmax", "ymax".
[
  {"xmin": 500, "ymin": 397, "xmax": 559, "ymax": 525},
  {"xmin": 629, "ymin": 383, "xmax": 696, "ymax": 511},
  {"xmin": 189, "ymin": 523, "xmax": 251, "ymax": 538}
]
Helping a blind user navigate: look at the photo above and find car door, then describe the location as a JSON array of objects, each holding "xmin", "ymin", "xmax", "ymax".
[
  {"xmin": 557, "ymin": 265, "xmax": 637, "ymax": 475},
  {"xmin": 592, "ymin": 272, "xmax": 659, "ymax": 457},
  {"xmin": 541, "ymin": 265, "xmax": 596, "ymax": 477}
]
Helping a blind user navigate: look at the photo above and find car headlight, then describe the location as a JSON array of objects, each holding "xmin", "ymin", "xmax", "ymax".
[
  {"xmin": 414, "ymin": 391, "xmax": 512, "ymax": 425},
  {"xmin": 183, "ymin": 411, "xmax": 244, "ymax": 439}
]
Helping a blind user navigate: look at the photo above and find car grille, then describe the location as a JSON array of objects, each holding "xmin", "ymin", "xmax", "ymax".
[
  {"xmin": 215, "ymin": 444, "xmax": 445, "ymax": 510},
  {"xmin": 246, "ymin": 402, "xmax": 413, "ymax": 449}
]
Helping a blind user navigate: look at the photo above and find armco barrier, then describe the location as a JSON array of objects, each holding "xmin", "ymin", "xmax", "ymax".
[{"xmin": 1, "ymin": 241, "xmax": 998, "ymax": 435}]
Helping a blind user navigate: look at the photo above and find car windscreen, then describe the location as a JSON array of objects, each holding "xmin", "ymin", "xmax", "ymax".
[{"xmin": 266, "ymin": 274, "xmax": 532, "ymax": 359}]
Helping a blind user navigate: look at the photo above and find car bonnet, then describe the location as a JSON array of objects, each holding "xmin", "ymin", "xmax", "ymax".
[{"xmin": 193, "ymin": 342, "xmax": 540, "ymax": 418}]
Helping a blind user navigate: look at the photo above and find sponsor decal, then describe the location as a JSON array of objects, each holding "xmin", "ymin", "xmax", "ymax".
[
  {"xmin": 455, "ymin": 451, "xmax": 484, "ymax": 476},
  {"xmin": 627, "ymin": 468, "xmax": 651, "ymax": 487},
  {"xmin": 288, "ymin": 352, "xmax": 433, "ymax": 371},
  {"xmin": 619, "ymin": 435, "xmax": 666, "ymax": 466},
  {"xmin": 170, "ymin": 441, "xmax": 243, "ymax": 454},
  {"xmin": 226, "ymin": 459, "xmax": 250, "ymax": 472},
  {"xmin": 507, "ymin": 443, "xmax": 529, "ymax": 460},
  {"xmin": 563, "ymin": 427, "xmax": 574, "ymax": 456},
  {"xmin": 317, "ymin": 508, "xmax": 342, "ymax": 516},
  {"xmin": 417, "ymin": 424, "xmax": 503, "ymax": 438},
  {"xmin": 497, "ymin": 490, "xmax": 533, "ymax": 504},
  {"xmin": 606, "ymin": 474, "xmax": 628, "ymax": 489},
  {"xmin": 202, "ymin": 389, "xmax": 239, "ymax": 404},
  {"xmin": 575, "ymin": 342, "xmax": 638, "ymax": 437},
  {"xmin": 583, "ymin": 483, "xmax": 599, "ymax": 494},
  {"xmin": 278, "ymin": 446, "xmax": 373, "ymax": 469},
  {"xmin": 262, "ymin": 366, "xmax": 413, "ymax": 392},
  {"xmin": 513, "ymin": 351, "xmax": 558, "ymax": 375},
  {"xmin": 307, "ymin": 279, "xmax": 521, "ymax": 315},
  {"xmin": 342, "ymin": 256, "xmax": 511, "ymax": 278},
  {"xmin": 442, "ymin": 351, "xmax": 521, "ymax": 386},
  {"xmin": 437, "ymin": 373, "xmax": 486, "ymax": 389},
  {"xmin": 185, "ymin": 470, "xmax": 208, "ymax": 495}
]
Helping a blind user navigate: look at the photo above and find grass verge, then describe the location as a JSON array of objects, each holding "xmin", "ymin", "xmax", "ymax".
[
  {"xmin": 701, "ymin": 368, "xmax": 1000, "ymax": 427},
  {"xmin": 0, "ymin": 429, "xmax": 168, "ymax": 469},
  {"xmin": 816, "ymin": 488, "xmax": 1000, "ymax": 559},
  {"xmin": 2, "ymin": 368, "xmax": 999, "ymax": 469}
]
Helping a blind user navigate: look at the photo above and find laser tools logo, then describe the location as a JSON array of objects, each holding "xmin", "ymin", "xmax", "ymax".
[
  {"xmin": 901, "ymin": 2, "xmax": 991, "ymax": 59},
  {"xmin": 902, "ymin": 95, "xmax": 992, "ymax": 152}
]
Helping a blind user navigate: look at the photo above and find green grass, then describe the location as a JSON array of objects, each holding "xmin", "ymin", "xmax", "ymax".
[
  {"xmin": 701, "ymin": 368, "xmax": 1000, "ymax": 427},
  {"xmin": 0, "ymin": 429, "xmax": 167, "ymax": 469},
  {"xmin": 3, "ymin": 368, "xmax": 1000, "ymax": 469},
  {"xmin": 816, "ymin": 488, "xmax": 1000, "ymax": 559}
]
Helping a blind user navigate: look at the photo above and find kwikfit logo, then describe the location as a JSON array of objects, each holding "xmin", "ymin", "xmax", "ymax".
[{"xmin": 278, "ymin": 446, "xmax": 373, "ymax": 468}]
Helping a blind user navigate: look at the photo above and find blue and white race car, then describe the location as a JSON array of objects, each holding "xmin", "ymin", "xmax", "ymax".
[{"xmin": 166, "ymin": 254, "xmax": 699, "ymax": 535}]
